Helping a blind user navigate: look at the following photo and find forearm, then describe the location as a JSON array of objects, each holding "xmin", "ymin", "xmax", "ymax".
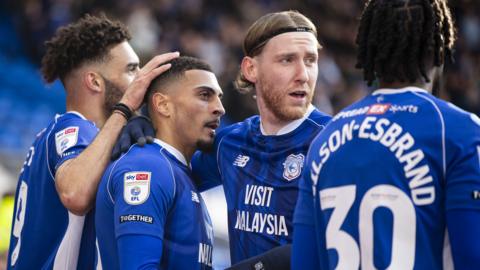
[{"xmin": 56, "ymin": 112, "xmax": 126, "ymax": 215}]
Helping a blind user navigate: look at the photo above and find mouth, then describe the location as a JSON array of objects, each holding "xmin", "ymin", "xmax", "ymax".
[
  {"xmin": 204, "ymin": 120, "xmax": 220, "ymax": 136},
  {"xmin": 288, "ymin": 90, "xmax": 307, "ymax": 99}
]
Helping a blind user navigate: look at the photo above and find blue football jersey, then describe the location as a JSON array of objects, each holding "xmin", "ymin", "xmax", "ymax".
[
  {"xmin": 7, "ymin": 112, "xmax": 97, "ymax": 270},
  {"xmin": 295, "ymin": 87, "xmax": 480, "ymax": 269},
  {"xmin": 192, "ymin": 106, "xmax": 331, "ymax": 263},
  {"xmin": 96, "ymin": 139, "xmax": 214, "ymax": 269}
]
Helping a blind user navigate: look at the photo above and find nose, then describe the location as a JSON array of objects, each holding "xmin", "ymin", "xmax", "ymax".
[
  {"xmin": 213, "ymin": 96, "xmax": 225, "ymax": 116},
  {"xmin": 295, "ymin": 61, "xmax": 309, "ymax": 84}
]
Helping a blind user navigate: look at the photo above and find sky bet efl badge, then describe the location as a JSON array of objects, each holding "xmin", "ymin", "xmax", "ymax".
[
  {"xmin": 282, "ymin": 154, "xmax": 305, "ymax": 181},
  {"xmin": 124, "ymin": 172, "xmax": 151, "ymax": 205},
  {"xmin": 55, "ymin": 126, "xmax": 79, "ymax": 155}
]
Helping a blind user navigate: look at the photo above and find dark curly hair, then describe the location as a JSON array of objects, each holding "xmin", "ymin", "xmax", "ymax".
[
  {"xmin": 41, "ymin": 14, "xmax": 131, "ymax": 83},
  {"xmin": 355, "ymin": 0, "xmax": 456, "ymax": 86}
]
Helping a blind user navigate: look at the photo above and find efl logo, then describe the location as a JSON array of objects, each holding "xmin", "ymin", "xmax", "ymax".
[
  {"xmin": 136, "ymin": 173, "xmax": 149, "ymax": 180},
  {"xmin": 367, "ymin": 104, "xmax": 391, "ymax": 115}
]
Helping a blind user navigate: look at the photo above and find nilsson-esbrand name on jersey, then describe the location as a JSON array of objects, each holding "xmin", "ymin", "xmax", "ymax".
[
  {"xmin": 234, "ymin": 184, "xmax": 288, "ymax": 236},
  {"xmin": 311, "ymin": 116, "xmax": 435, "ymax": 206}
]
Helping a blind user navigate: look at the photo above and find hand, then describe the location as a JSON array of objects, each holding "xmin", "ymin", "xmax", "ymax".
[
  {"xmin": 120, "ymin": 52, "xmax": 180, "ymax": 111},
  {"xmin": 111, "ymin": 115, "xmax": 155, "ymax": 160}
]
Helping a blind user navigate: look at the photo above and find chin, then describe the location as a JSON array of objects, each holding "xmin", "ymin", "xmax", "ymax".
[
  {"xmin": 196, "ymin": 139, "xmax": 214, "ymax": 153},
  {"xmin": 277, "ymin": 106, "xmax": 308, "ymax": 121}
]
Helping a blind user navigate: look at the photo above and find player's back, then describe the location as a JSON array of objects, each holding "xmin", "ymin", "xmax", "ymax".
[
  {"xmin": 7, "ymin": 112, "xmax": 97, "ymax": 270},
  {"xmin": 96, "ymin": 140, "xmax": 214, "ymax": 269},
  {"xmin": 307, "ymin": 87, "xmax": 480, "ymax": 269}
]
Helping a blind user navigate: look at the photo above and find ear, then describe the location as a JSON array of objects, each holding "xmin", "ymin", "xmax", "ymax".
[
  {"xmin": 240, "ymin": 56, "xmax": 257, "ymax": 84},
  {"xmin": 151, "ymin": 92, "xmax": 171, "ymax": 117},
  {"xmin": 84, "ymin": 71, "xmax": 103, "ymax": 93}
]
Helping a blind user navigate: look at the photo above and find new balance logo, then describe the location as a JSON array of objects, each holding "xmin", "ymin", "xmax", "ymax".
[
  {"xmin": 191, "ymin": 191, "xmax": 200, "ymax": 203},
  {"xmin": 233, "ymin": 155, "xmax": 250, "ymax": 167}
]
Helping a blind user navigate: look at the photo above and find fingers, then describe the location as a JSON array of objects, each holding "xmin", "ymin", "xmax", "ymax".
[
  {"xmin": 111, "ymin": 131, "xmax": 130, "ymax": 160},
  {"xmin": 141, "ymin": 52, "xmax": 180, "ymax": 74}
]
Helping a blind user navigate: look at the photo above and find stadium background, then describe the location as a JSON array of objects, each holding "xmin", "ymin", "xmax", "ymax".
[{"xmin": 0, "ymin": 0, "xmax": 478, "ymax": 269}]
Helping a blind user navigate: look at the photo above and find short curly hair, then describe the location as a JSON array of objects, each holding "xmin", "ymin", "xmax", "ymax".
[{"xmin": 41, "ymin": 14, "xmax": 131, "ymax": 83}]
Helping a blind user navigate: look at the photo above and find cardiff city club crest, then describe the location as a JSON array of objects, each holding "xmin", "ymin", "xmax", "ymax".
[{"xmin": 282, "ymin": 154, "xmax": 305, "ymax": 181}]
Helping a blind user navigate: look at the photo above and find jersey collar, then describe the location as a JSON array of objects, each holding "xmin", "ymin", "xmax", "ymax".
[
  {"xmin": 260, "ymin": 104, "xmax": 315, "ymax": 136},
  {"xmin": 372, "ymin": 86, "xmax": 428, "ymax": 95},
  {"xmin": 153, "ymin": 139, "xmax": 188, "ymax": 167}
]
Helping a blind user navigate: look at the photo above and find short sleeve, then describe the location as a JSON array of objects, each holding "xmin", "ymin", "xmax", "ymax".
[
  {"xmin": 50, "ymin": 116, "xmax": 98, "ymax": 172},
  {"xmin": 445, "ymin": 114, "xmax": 480, "ymax": 211}
]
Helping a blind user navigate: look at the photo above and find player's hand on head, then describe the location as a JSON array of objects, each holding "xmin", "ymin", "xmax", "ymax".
[
  {"xmin": 119, "ymin": 51, "xmax": 180, "ymax": 111},
  {"xmin": 111, "ymin": 115, "xmax": 155, "ymax": 160}
]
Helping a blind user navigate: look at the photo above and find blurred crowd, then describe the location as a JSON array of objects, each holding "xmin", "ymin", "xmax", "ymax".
[
  {"xmin": 0, "ymin": 0, "xmax": 478, "ymax": 267},
  {"xmin": 0, "ymin": 0, "xmax": 479, "ymax": 182}
]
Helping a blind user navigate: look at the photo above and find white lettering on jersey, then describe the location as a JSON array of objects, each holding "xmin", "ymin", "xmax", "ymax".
[
  {"xmin": 198, "ymin": 243, "xmax": 213, "ymax": 267},
  {"xmin": 312, "ymin": 117, "xmax": 435, "ymax": 205},
  {"xmin": 55, "ymin": 126, "xmax": 79, "ymax": 155},
  {"xmin": 244, "ymin": 185, "xmax": 274, "ymax": 207},
  {"xmin": 191, "ymin": 191, "xmax": 200, "ymax": 203},
  {"xmin": 234, "ymin": 210, "xmax": 288, "ymax": 236},
  {"xmin": 233, "ymin": 155, "xmax": 250, "ymax": 167}
]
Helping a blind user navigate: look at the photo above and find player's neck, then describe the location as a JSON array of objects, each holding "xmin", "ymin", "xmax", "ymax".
[
  {"xmin": 257, "ymin": 98, "xmax": 298, "ymax": 135},
  {"xmin": 378, "ymin": 81, "xmax": 432, "ymax": 93},
  {"xmin": 65, "ymin": 94, "xmax": 107, "ymax": 128},
  {"xmin": 155, "ymin": 124, "xmax": 194, "ymax": 163}
]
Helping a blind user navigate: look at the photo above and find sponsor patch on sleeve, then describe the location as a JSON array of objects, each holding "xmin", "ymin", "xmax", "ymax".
[
  {"xmin": 55, "ymin": 126, "xmax": 79, "ymax": 155},
  {"xmin": 119, "ymin": 214, "xmax": 153, "ymax": 224},
  {"xmin": 124, "ymin": 172, "xmax": 151, "ymax": 205}
]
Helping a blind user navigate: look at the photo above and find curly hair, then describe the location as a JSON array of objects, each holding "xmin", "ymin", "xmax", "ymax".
[
  {"xmin": 234, "ymin": 11, "xmax": 319, "ymax": 94},
  {"xmin": 355, "ymin": 0, "xmax": 456, "ymax": 86},
  {"xmin": 41, "ymin": 14, "xmax": 131, "ymax": 83}
]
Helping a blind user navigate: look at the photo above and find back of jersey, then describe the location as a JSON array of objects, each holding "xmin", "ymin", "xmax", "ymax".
[
  {"xmin": 307, "ymin": 87, "xmax": 480, "ymax": 269},
  {"xmin": 7, "ymin": 113, "xmax": 97, "ymax": 269}
]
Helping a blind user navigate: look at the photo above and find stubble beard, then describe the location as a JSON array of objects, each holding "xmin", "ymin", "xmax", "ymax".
[
  {"xmin": 257, "ymin": 76, "xmax": 311, "ymax": 122},
  {"xmin": 103, "ymin": 77, "xmax": 125, "ymax": 116}
]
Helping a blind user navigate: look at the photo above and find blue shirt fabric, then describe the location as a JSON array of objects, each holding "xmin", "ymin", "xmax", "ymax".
[
  {"xmin": 192, "ymin": 107, "xmax": 331, "ymax": 263},
  {"xmin": 96, "ymin": 139, "xmax": 214, "ymax": 270},
  {"xmin": 7, "ymin": 112, "xmax": 97, "ymax": 270},
  {"xmin": 294, "ymin": 87, "xmax": 480, "ymax": 269}
]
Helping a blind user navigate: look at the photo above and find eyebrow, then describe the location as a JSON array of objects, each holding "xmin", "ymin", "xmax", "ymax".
[{"xmin": 196, "ymin": 86, "xmax": 223, "ymax": 98}]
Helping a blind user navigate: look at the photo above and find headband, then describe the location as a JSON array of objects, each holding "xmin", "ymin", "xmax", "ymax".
[{"xmin": 247, "ymin": 27, "xmax": 315, "ymax": 56}]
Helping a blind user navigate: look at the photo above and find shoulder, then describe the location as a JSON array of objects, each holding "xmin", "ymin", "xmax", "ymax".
[
  {"xmin": 214, "ymin": 116, "xmax": 259, "ymax": 144},
  {"xmin": 307, "ymin": 108, "xmax": 332, "ymax": 127},
  {"xmin": 109, "ymin": 144, "xmax": 177, "ymax": 195}
]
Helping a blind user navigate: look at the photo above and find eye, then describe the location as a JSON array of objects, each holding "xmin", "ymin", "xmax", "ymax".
[
  {"xmin": 280, "ymin": 56, "xmax": 294, "ymax": 64},
  {"xmin": 199, "ymin": 91, "xmax": 211, "ymax": 100},
  {"xmin": 305, "ymin": 57, "xmax": 317, "ymax": 66}
]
